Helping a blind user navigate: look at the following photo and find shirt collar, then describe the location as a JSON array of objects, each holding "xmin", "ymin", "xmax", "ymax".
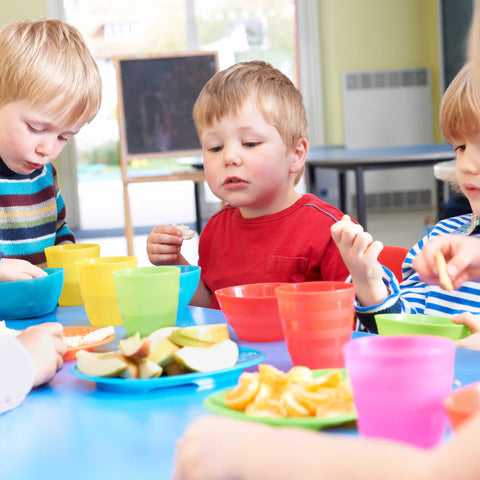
[{"xmin": 459, "ymin": 213, "xmax": 480, "ymax": 235}]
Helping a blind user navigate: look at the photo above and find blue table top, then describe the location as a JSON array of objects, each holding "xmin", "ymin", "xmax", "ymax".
[
  {"xmin": 307, "ymin": 143, "xmax": 455, "ymax": 164},
  {"xmin": 1, "ymin": 305, "xmax": 480, "ymax": 480}
]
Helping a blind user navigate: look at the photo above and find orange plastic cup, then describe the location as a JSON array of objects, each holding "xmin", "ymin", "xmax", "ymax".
[
  {"xmin": 44, "ymin": 243, "xmax": 100, "ymax": 306},
  {"xmin": 76, "ymin": 256, "xmax": 137, "ymax": 327},
  {"xmin": 444, "ymin": 382, "xmax": 480, "ymax": 432},
  {"xmin": 275, "ymin": 281, "xmax": 356, "ymax": 368}
]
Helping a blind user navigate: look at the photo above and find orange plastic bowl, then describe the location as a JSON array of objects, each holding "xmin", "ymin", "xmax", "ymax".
[
  {"xmin": 215, "ymin": 283, "xmax": 288, "ymax": 342},
  {"xmin": 444, "ymin": 382, "xmax": 480, "ymax": 432}
]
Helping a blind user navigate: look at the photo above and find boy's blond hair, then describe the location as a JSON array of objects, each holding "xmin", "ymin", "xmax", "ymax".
[
  {"xmin": 193, "ymin": 61, "xmax": 308, "ymax": 154},
  {"xmin": 0, "ymin": 19, "xmax": 101, "ymax": 128},
  {"xmin": 440, "ymin": 62, "xmax": 480, "ymax": 144}
]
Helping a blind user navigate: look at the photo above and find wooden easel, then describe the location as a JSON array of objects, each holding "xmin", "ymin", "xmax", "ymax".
[{"xmin": 114, "ymin": 53, "xmax": 218, "ymax": 256}]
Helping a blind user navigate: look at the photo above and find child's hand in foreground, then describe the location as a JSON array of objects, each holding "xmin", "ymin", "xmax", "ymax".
[
  {"xmin": 17, "ymin": 322, "xmax": 66, "ymax": 387},
  {"xmin": 146, "ymin": 225, "xmax": 187, "ymax": 266},
  {"xmin": 413, "ymin": 234, "xmax": 480, "ymax": 289},
  {"xmin": 174, "ymin": 415, "xmax": 250, "ymax": 480},
  {"xmin": 451, "ymin": 312, "xmax": 480, "ymax": 351},
  {"xmin": 0, "ymin": 258, "xmax": 47, "ymax": 282},
  {"xmin": 330, "ymin": 216, "xmax": 387, "ymax": 307}
]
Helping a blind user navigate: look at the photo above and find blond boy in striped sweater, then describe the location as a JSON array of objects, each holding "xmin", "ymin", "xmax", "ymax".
[{"xmin": 0, "ymin": 19, "xmax": 101, "ymax": 282}]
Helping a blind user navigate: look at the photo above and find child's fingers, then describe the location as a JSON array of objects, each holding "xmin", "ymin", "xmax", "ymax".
[
  {"xmin": 455, "ymin": 332, "xmax": 480, "ymax": 351},
  {"xmin": 350, "ymin": 231, "xmax": 374, "ymax": 255},
  {"xmin": 366, "ymin": 240, "xmax": 384, "ymax": 259},
  {"xmin": 451, "ymin": 312, "xmax": 480, "ymax": 334},
  {"xmin": 331, "ymin": 220, "xmax": 364, "ymax": 247}
]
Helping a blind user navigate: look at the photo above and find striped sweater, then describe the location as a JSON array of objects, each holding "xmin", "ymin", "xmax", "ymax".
[
  {"xmin": 356, "ymin": 214, "xmax": 480, "ymax": 332},
  {"xmin": 0, "ymin": 158, "xmax": 74, "ymax": 267}
]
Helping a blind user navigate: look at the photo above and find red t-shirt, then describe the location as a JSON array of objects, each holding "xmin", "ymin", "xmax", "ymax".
[{"xmin": 198, "ymin": 194, "xmax": 349, "ymax": 308}]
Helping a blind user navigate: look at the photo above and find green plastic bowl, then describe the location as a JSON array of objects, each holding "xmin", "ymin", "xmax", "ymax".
[{"xmin": 375, "ymin": 313, "xmax": 470, "ymax": 340}]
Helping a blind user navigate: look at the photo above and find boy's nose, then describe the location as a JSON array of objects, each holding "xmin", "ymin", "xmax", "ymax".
[
  {"xmin": 35, "ymin": 137, "xmax": 56, "ymax": 157},
  {"xmin": 459, "ymin": 148, "xmax": 480, "ymax": 174},
  {"xmin": 223, "ymin": 145, "xmax": 242, "ymax": 166}
]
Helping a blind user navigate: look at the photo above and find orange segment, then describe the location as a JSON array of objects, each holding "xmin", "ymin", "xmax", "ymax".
[
  {"xmin": 309, "ymin": 369, "xmax": 343, "ymax": 390},
  {"xmin": 281, "ymin": 391, "xmax": 311, "ymax": 417},
  {"xmin": 224, "ymin": 372, "xmax": 260, "ymax": 411},
  {"xmin": 223, "ymin": 364, "xmax": 355, "ymax": 419}
]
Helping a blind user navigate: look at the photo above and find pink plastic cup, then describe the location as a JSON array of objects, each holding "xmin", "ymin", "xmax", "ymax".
[
  {"xmin": 343, "ymin": 335, "xmax": 456, "ymax": 448},
  {"xmin": 275, "ymin": 281, "xmax": 356, "ymax": 368}
]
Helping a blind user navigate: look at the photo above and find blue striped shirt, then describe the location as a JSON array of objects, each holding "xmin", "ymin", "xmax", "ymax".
[{"xmin": 356, "ymin": 214, "xmax": 480, "ymax": 331}]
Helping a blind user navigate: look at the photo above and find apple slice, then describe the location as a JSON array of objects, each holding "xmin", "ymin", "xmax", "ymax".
[
  {"xmin": 173, "ymin": 339, "xmax": 239, "ymax": 373},
  {"xmin": 119, "ymin": 332, "xmax": 151, "ymax": 358},
  {"xmin": 118, "ymin": 357, "xmax": 140, "ymax": 379},
  {"xmin": 147, "ymin": 338, "xmax": 180, "ymax": 366},
  {"xmin": 148, "ymin": 327, "xmax": 180, "ymax": 350},
  {"xmin": 137, "ymin": 359, "xmax": 163, "ymax": 379},
  {"xmin": 180, "ymin": 324, "xmax": 229, "ymax": 343},
  {"xmin": 76, "ymin": 350, "xmax": 128, "ymax": 377},
  {"xmin": 164, "ymin": 360, "xmax": 191, "ymax": 376},
  {"xmin": 168, "ymin": 329, "xmax": 213, "ymax": 348}
]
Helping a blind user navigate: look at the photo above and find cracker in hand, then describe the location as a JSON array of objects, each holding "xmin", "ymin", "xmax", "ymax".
[
  {"xmin": 173, "ymin": 224, "xmax": 196, "ymax": 240},
  {"xmin": 435, "ymin": 250, "xmax": 454, "ymax": 291}
]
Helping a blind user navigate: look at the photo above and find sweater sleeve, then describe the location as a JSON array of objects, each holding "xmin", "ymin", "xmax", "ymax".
[{"xmin": 0, "ymin": 337, "xmax": 35, "ymax": 415}]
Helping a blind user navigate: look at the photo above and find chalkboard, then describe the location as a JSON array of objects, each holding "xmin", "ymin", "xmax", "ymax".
[
  {"xmin": 441, "ymin": 0, "xmax": 474, "ymax": 90},
  {"xmin": 115, "ymin": 52, "xmax": 218, "ymax": 159}
]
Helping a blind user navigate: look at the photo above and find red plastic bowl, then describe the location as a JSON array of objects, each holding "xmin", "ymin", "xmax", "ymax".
[
  {"xmin": 444, "ymin": 382, "xmax": 480, "ymax": 432},
  {"xmin": 215, "ymin": 283, "xmax": 288, "ymax": 342}
]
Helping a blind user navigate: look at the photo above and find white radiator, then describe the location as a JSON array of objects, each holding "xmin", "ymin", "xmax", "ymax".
[{"xmin": 340, "ymin": 68, "xmax": 435, "ymax": 211}]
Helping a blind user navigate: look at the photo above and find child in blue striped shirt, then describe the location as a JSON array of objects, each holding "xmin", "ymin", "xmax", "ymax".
[
  {"xmin": 0, "ymin": 19, "xmax": 101, "ymax": 282},
  {"xmin": 331, "ymin": 61, "xmax": 480, "ymax": 333}
]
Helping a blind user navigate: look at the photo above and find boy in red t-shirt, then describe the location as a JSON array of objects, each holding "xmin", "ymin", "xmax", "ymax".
[{"xmin": 147, "ymin": 61, "xmax": 348, "ymax": 308}]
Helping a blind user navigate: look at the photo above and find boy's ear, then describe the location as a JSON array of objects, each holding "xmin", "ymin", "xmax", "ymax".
[{"xmin": 289, "ymin": 137, "xmax": 309, "ymax": 173}]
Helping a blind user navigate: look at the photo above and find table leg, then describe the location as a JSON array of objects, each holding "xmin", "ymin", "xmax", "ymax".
[
  {"xmin": 355, "ymin": 166, "xmax": 367, "ymax": 228},
  {"xmin": 339, "ymin": 171, "xmax": 347, "ymax": 213},
  {"xmin": 194, "ymin": 182, "xmax": 202, "ymax": 233},
  {"xmin": 436, "ymin": 179, "xmax": 444, "ymax": 221},
  {"xmin": 305, "ymin": 164, "xmax": 315, "ymax": 193}
]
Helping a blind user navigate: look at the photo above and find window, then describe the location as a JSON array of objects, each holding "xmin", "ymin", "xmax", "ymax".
[{"xmin": 62, "ymin": 0, "xmax": 299, "ymax": 231}]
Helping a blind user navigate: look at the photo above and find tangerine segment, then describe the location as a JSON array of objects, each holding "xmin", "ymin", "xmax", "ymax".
[
  {"xmin": 308, "ymin": 369, "xmax": 343, "ymax": 390},
  {"xmin": 245, "ymin": 398, "xmax": 286, "ymax": 418},
  {"xmin": 258, "ymin": 364, "xmax": 286, "ymax": 389},
  {"xmin": 281, "ymin": 391, "xmax": 311, "ymax": 417},
  {"xmin": 224, "ymin": 365, "xmax": 356, "ymax": 419},
  {"xmin": 285, "ymin": 366, "xmax": 313, "ymax": 388},
  {"xmin": 224, "ymin": 372, "xmax": 260, "ymax": 411}
]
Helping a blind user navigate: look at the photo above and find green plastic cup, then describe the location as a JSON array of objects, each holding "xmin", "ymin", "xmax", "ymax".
[
  {"xmin": 375, "ymin": 313, "xmax": 470, "ymax": 340},
  {"xmin": 113, "ymin": 266, "xmax": 180, "ymax": 337}
]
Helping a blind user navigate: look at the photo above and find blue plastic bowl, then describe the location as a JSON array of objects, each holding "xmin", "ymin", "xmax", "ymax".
[
  {"xmin": 0, "ymin": 267, "xmax": 64, "ymax": 319},
  {"xmin": 174, "ymin": 265, "xmax": 201, "ymax": 310}
]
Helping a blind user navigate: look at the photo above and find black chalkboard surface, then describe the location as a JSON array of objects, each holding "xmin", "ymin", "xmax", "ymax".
[{"xmin": 115, "ymin": 52, "xmax": 218, "ymax": 159}]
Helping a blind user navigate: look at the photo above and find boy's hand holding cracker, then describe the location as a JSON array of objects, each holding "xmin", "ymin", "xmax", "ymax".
[
  {"xmin": 330, "ymin": 215, "xmax": 388, "ymax": 307},
  {"xmin": 413, "ymin": 235, "xmax": 480, "ymax": 290},
  {"xmin": 146, "ymin": 224, "xmax": 191, "ymax": 266}
]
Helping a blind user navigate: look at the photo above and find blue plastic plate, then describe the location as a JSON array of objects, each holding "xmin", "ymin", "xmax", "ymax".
[{"xmin": 70, "ymin": 345, "xmax": 265, "ymax": 394}]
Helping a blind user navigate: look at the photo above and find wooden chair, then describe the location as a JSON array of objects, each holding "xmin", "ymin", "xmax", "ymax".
[{"xmin": 378, "ymin": 245, "xmax": 409, "ymax": 283}]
